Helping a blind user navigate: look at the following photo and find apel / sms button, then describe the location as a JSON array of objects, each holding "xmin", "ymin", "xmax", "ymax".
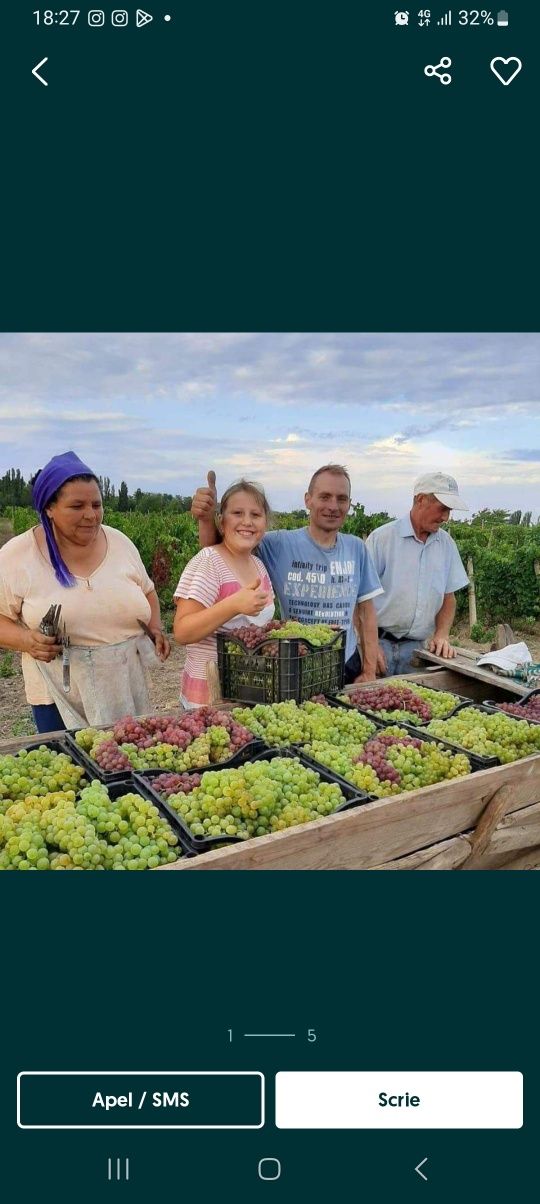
[{"xmin": 17, "ymin": 1071, "xmax": 264, "ymax": 1129}]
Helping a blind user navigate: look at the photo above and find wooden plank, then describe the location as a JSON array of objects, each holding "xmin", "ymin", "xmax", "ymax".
[
  {"xmin": 460, "ymin": 802, "xmax": 540, "ymax": 870},
  {"xmin": 474, "ymin": 846, "xmax": 540, "ymax": 871},
  {"xmin": 0, "ymin": 728, "xmax": 68, "ymax": 754},
  {"xmin": 156, "ymin": 754, "xmax": 540, "ymax": 871},
  {"xmin": 368, "ymin": 836, "xmax": 470, "ymax": 871},
  {"xmin": 339, "ymin": 669, "xmax": 514, "ymax": 704},
  {"xmin": 364, "ymin": 802, "xmax": 540, "ymax": 871},
  {"xmin": 414, "ymin": 649, "xmax": 528, "ymax": 696}
]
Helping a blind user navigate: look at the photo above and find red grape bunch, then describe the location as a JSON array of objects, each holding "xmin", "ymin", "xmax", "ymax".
[
  {"xmin": 77, "ymin": 708, "xmax": 254, "ymax": 775},
  {"xmin": 353, "ymin": 731, "xmax": 424, "ymax": 785},
  {"xmin": 93, "ymin": 740, "xmax": 132, "ymax": 773},
  {"xmin": 495, "ymin": 698, "xmax": 540, "ymax": 722},
  {"xmin": 340, "ymin": 685, "xmax": 432, "ymax": 724},
  {"xmin": 150, "ymin": 772, "xmax": 202, "ymax": 798}
]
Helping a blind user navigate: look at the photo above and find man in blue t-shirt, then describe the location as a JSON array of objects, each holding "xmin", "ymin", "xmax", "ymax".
[{"xmin": 191, "ymin": 464, "xmax": 383, "ymax": 682}]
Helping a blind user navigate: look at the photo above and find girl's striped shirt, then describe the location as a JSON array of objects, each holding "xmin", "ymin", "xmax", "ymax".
[{"xmin": 174, "ymin": 547, "xmax": 274, "ymax": 707}]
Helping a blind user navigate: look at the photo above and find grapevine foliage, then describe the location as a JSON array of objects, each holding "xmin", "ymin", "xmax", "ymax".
[{"xmin": 7, "ymin": 507, "xmax": 540, "ymax": 624}]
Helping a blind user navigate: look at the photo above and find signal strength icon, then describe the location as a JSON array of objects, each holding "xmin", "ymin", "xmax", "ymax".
[{"xmin": 437, "ymin": 9, "xmax": 452, "ymax": 23}]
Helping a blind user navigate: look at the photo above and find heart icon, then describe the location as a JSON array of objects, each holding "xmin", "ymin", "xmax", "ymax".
[{"xmin": 490, "ymin": 56, "xmax": 522, "ymax": 85}]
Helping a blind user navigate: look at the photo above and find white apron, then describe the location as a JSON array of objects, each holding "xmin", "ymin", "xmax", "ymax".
[{"xmin": 36, "ymin": 634, "xmax": 161, "ymax": 728}]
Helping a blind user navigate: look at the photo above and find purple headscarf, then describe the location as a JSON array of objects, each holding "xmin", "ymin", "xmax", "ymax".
[{"xmin": 31, "ymin": 451, "xmax": 98, "ymax": 587}]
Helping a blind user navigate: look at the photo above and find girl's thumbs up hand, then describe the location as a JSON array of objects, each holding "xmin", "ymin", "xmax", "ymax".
[
  {"xmin": 191, "ymin": 469, "xmax": 218, "ymax": 519},
  {"xmin": 235, "ymin": 580, "xmax": 271, "ymax": 616}
]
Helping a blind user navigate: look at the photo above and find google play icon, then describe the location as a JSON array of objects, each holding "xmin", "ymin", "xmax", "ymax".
[{"xmin": 136, "ymin": 9, "xmax": 153, "ymax": 26}]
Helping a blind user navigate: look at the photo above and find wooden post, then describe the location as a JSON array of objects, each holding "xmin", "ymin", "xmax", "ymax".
[
  {"xmin": 491, "ymin": 623, "xmax": 515, "ymax": 651},
  {"xmin": 459, "ymin": 783, "xmax": 516, "ymax": 869},
  {"xmin": 534, "ymin": 560, "xmax": 540, "ymax": 592},
  {"xmin": 467, "ymin": 556, "xmax": 477, "ymax": 632}
]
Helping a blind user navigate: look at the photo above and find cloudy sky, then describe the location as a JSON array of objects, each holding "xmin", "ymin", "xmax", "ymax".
[{"xmin": 1, "ymin": 332, "xmax": 539, "ymax": 516}]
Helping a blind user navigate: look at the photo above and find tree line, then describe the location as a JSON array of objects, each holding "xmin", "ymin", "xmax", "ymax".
[
  {"xmin": 0, "ymin": 468, "xmax": 192, "ymax": 514},
  {"xmin": 0, "ymin": 467, "xmax": 537, "ymax": 527}
]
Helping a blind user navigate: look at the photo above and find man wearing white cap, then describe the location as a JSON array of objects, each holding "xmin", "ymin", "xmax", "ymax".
[{"xmin": 363, "ymin": 472, "xmax": 469, "ymax": 676}]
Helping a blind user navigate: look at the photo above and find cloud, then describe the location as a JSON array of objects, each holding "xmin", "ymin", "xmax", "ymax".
[
  {"xmin": 1, "ymin": 333, "xmax": 538, "ymax": 421},
  {"xmin": 1, "ymin": 332, "xmax": 540, "ymax": 511},
  {"xmin": 501, "ymin": 449, "xmax": 540, "ymax": 462}
]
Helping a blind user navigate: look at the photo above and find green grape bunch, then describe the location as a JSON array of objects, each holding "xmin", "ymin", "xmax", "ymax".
[
  {"xmin": 427, "ymin": 708, "xmax": 540, "ymax": 763},
  {"xmin": 0, "ymin": 780, "xmax": 181, "ymax": 871},
  {"xmin": 232, "ymin": 700, "xmax": 376, "ymax": 748},
  {"xmin": 167, "ymin": 757, "xmax": 348, "ymax": 841},
  {"xmin": 0, "ymin": 747, "xmax": 85, "ymax": 812},
  {"xmin": 301, "ymin": 727, "xmax": 471, "ymax": 799}
]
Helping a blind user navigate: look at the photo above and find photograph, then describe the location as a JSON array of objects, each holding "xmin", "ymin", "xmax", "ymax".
[{"xmin": 1, "ymin": 330, "xmax": 540, "ymax": 871}]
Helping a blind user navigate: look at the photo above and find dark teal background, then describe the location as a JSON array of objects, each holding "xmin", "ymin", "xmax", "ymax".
[
  {"xmin": 2, "ymin": 3, "xmax": 538, "ymax": 330},
  {"xmin": 2, "ymin": 2, "xmax": 539, "ymax": 1200},
  {"xmin": 2, "ymin": 874, "xmax": 536, "ymax": 1200}
]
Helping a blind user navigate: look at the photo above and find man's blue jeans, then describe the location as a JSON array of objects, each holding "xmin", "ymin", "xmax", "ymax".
[
  {"xmin": 379, "ymin": 637, "xmax": 425, "ymax": 676},
  {"xmin": 344, "ymin": 638, "xmax": 425, "ymax": 682}
]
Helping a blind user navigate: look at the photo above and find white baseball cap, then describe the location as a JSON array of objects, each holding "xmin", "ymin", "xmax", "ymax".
[{"xmin": 413, "ymin": 471, "xmax": 469, "ymax": 510}]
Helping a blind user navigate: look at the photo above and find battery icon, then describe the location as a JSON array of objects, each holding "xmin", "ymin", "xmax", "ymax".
[{"xmin": 497, "ymin": 9, "xmax": 509, "ymax": 25}]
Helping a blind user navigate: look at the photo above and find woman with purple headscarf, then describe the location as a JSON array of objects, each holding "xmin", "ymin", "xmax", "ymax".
[{"xmin": 0, "ymin": 451, "xmax": 170, "ymax": 733}]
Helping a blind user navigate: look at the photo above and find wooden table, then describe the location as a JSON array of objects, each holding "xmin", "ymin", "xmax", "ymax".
[
  {"xmin": 413, "ymin": 649, "xmax": 530, "ymax": 698},
  {"xmin": 3, "ymin": 680, "xmax": 540, "ymax": 871}
]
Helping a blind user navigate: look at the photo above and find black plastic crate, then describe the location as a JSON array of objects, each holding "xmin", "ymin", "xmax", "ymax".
[
  {"xmin": 297, "ymin": 721, "xmax": 493, "ymax": 795},
  {"xmin": 217, "ymin": 628, "xmax": 345, "ymax": 704},
  {"xmin": 135, "ymin": 746, "xmax": 369, "ymax": 856},
  {"xmin": 481, "ymin": 693, "xmax": 540, "ymax": 725},
  {"xmin": 450, "ymin": 699, "xmax": 540, "ymax": 738},
  {"xmin": 323, "ymin": 696, "xmax": 499, "ymax": 770},
  {"xmin": 0, "ymin": 739, "xmax": 88, "ymax": 813},
  {"xmin": 512, "ymin": 687, "xmax": 540, "ymax": 706},
  {"xmin": 0, "ymin": 750, "xmax": 189, "ymax": 860},
  {"xmin": 65, "ymin": 732, "xmax": 133, "ymax": 785},
  {"xmin": 0, "ymin": 738, "xmax": 87, "ymax": 774},
  {"xmin": 327, "ymin": 684, "xmax": 473, "ymax": 727},
  {"xmin": 66, "ymin": 730, "xmax": 266, "ymax": 787},
  {"xmin": 90, "ymin": 778, "xmax": 192, "ymax": 859},
  {"xmin": 3, "ymin": 738, "xmax": 74, "ymax": 759}
]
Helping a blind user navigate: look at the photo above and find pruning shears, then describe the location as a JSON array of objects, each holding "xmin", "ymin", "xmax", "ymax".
[
  {"xmin": 39, "ymin": 603, "xmax": 62, "ymax": 638},
  {"xmin": 39, "ymin": 604, "xmax": 70, "ymax": 692}
]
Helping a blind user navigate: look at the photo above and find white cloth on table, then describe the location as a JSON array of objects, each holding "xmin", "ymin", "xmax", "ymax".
[{"xmin": 477, "ymin": 643, "xmax": 532, "ymax": 673}]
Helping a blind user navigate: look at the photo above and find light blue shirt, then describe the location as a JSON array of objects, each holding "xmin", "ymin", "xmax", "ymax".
[
  {"xmin": 257, "ymin": 528, "xmax": 383, "ymax": 661},
  {"xmin": 365, "ymin": 515, "xmax": 469, "ymax": 640}
]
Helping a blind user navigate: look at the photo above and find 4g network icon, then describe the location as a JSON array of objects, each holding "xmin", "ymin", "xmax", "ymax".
[{"xmin": 394, "ymin": 10, "xmax": 432, "ymax": 24}]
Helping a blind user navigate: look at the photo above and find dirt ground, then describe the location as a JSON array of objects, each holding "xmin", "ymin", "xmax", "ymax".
[{"xmin": 452, "ymin": 620, "xmax": 540, "ymax": 661}]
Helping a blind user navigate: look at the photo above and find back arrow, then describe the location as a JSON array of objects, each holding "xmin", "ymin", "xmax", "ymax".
[
  {"xmin": 415, "ymin": 1157, "xmax": 428, "ymax": 1181},
  {"xmin": 32, "ymin": 57, "xmax": 48, "ymax": 86}
]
